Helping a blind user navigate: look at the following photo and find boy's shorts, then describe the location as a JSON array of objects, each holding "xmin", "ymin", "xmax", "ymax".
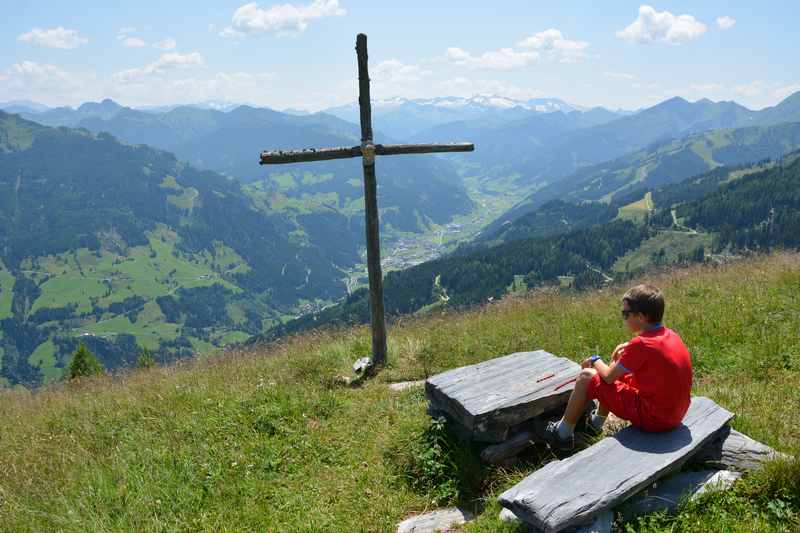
[
  {"xmin": 585, "ymin": 373, "xmax": 674, "ymax": 432},
  {"xmin": 585, "ymin": 373, "xmax": 641, "ymax": 425}
]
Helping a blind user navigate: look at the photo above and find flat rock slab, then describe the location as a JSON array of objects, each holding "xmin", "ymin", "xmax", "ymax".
[
  {"xmin": 499, "ymin": 396, "xmax": 734, "ymax": 532},
  {"xmin": 425, "ymin": 350, "xmax": 580, "ymax": 442},
  {"xmin": 620, "ymin": 469, "xmax": 740, "ymax": 521},
  {"xmin": 396, "ymin": 507, "xmax": 473, "ymax": 533},
  {"xmin": 481, "ymin": 429, "xmax": 536, "ymax": 464},
  {"xmin": 500, "ymin": 508, "xmax": 613, "ymax": 533},
  {"xmin": 693, "ymin": 426, "xmax": 788, "ymax": 471}
]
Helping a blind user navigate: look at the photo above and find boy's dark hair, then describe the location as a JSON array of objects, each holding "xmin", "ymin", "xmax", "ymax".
[{"xmin": 623, "ymin": 284, "xmax": 664, "ymax": 323}]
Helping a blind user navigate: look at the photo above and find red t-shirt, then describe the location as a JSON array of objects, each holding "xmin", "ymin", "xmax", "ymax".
[{"xmin": 618, "ymin": 326, "xmax": 693, "ymax": 430}]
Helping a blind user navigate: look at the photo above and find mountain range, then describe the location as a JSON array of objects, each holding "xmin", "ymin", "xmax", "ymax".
[
  {"xmin": 263, "ymin": 147, "xmax": 800, "ymax": 342},
  {"xmin": 13, "ymin": 99, "xmax": 474, "ymax": 236},
  {"xmin": 3, "ymin": 90, "xmax": 800, "ymax": 386},
  {"xmin": 322, "ymin": 95, "xmax": 589, "ymax": 139}
]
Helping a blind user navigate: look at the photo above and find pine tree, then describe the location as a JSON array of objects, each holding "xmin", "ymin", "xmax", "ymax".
[{"xmin": 67, "ymin": 343, "xmax": 104, "ymax": 380}]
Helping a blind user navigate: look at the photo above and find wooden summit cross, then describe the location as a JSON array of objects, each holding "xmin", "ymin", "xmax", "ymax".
[{"xmin": 260, "ymin": 33, "xmax": 474, "ymax": 367}]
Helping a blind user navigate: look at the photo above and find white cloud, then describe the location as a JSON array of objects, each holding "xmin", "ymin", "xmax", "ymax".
[
  {"xmin": 112, "ymin": 52, "xmax": 206, "ymax": 83},
  {"xmin": 435, "ymin": 77, "xmax": 544, "ymax": 101},
  {"xmin": 604, "ymin": 71, "xmax": 639, "ymax": 81},
  {"xmin": 445, "ymin": 47, "xmax": 538, "ymax": 70},
  {"xmin": 118, "ymin": 27, "xmax": 136, "ymax": 35},
  {"xmin": 116, "ymin": 32, "xmax": 177, "ymax": 50},
  {"xmin": 10, "ymin": 60, "xmax": 72, "ymax": 83},
  {"xmin": 774, "ymin": 84, "xmax": 800, "ymax": 101},
  {"xmin": 616, "ymin": 5, "xmax": 708, "ymax": 45},
  {"xmin": 17, "ymin": 27, "xmax": 89, "ymax": 49},
  {"xmin": 372, "ymin": 60, "xmax": 431, "ymax": 84},
  {"xmin": 220, "ymin": 0, "xmax": 346, "ymax": 38},
  {"xmin": 690, "ymin": 83, "xmax": 723, "ymax": 92},
  {"xmin": 716, "ymin": 16, "xmax": 736, "ymax": 30},
  {"xmin": 121, "ymin": 36, "xmax": 147, "ymax": 48},
  {"xmin": 735, "ymin": 80, "xmax": 766, "ymax": 97},
  {"xmin": 517, "ymin": 29, "xmax": 589, "ymax": 63},
  {"xmin": 154, "ymin": 37, "xmax": 177, "ymax": 50}
]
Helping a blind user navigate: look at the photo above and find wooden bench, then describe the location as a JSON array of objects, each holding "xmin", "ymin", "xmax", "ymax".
[{"xmin": 498, "ymin": 396, "xmax": 734, "ymax": 532}]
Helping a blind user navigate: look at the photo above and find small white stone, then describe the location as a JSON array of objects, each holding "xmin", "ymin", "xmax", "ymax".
[
  {"xmin": 499, "ymin": 507, "xmax": 519, "ymax": 523},
  {"xmin": 389, "ymin": 380, "xmax": 425, "ymax": 391},
  {"xmin": 353, "ymin": 356, "xmax": 372, "ymax": 373},
  {"xmin": 396, "ymin": 507, "xmax": 473, "ymax": 533}
]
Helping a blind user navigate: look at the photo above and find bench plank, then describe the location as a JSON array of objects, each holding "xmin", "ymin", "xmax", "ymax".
[
  {"xmin": 498, "ymin": 396, "xmax": 733, "ymax": 532},
  {"xmin": 425, "ymin": 350, "xmax": 581, "ymax": 442}
]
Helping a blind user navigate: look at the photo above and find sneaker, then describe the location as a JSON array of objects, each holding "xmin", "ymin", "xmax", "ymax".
[
  {"xmin": 580, "ymin": 410, "xmax": 605, "ymax": 437},
  {"xmin": 535, "ymin": 419, "xmax": 575, "ymax": 452},
  {"xmin": 575, "ymin": 401, "xmax": 602, "ymax": 437}
]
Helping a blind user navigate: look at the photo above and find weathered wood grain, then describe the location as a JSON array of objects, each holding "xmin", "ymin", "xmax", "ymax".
[
  {"xmin": 425, "ymin": 350, "xmax": 581, "ymax": 442},
  {"xmin": 377, "ymin": 142, "xmax": 474, "ymax": 156},
  {"xmin": 693, "ymin": 426, "xmax": 788, "ymax": 471},
  {"xmin": 259, "ymin": 143, "xmax": 474, "ymax": 164},
  {"xmin": 498, "ymin": 396, "xmax": 734, "ymax": 532}
]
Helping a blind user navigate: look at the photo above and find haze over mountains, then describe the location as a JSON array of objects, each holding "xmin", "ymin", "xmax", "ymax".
[{"xmin": 2, "ymin": 88, "xmax": 800, "ymax": 386}]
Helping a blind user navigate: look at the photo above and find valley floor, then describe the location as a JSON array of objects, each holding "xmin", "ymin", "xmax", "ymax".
[{"xmin": 1, "ymin": 252, "xmax": 798, "ymax": 531}]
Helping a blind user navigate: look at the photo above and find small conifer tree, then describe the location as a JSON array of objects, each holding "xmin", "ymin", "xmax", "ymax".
[
  {"xmin": 137, "ymin": 348, "xmax": 156, "ymax": 369},
  {"xmin": 67, "ymin": 343, "xmax": 104, "ymax": 380}
]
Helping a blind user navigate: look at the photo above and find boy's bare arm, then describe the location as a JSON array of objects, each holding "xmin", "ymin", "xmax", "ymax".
[
  {"xmin": 593, "ymin": 359, "xmax": 628, "ymax": 384},
  {"xmin": 582, "ymin": 343, "xmax": 630, "ymax": 383}
]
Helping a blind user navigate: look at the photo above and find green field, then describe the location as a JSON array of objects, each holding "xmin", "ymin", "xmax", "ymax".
[
  {"xmin": 0, "ymin": 260, "xmax": 14, "ymax": 319},
  {"xmin": 27, "ymin": 340, "xmax": 60, "ymax": 383},
  {"xmin": 616, "ymin": 191, "xmax": 654, "ymax": 222},
  {"xmin": 1, "ymin": 253, "xmax": 796, "ymax": 531},
  {"xmin": 613, "ymin": 230, "xmax": 713, "ymax": 273},
  {"xmin": 9, "ymin": 225, "xmax": 258, "ymax": 376}
]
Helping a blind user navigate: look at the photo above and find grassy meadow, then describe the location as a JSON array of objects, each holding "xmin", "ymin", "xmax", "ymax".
[{"xmin": 0, "ymin": 252, "xmax": 798, "ymax": 531}]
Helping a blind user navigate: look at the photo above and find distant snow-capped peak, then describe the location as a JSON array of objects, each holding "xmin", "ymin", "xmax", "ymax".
[{"xmin": 362, "ymin": 94, "xmax": 581, "ymax": 113}]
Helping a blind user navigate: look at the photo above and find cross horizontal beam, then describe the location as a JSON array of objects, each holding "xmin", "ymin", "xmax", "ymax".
[{"xmin": 260, "ymin": 142, "xmax": 474, "ymax": 165}]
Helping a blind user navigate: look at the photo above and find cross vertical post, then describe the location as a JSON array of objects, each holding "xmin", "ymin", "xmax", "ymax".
[
  {"xmin": 259, "ymin": 34, "xmax": 473, "ymax": 372},
  {"xmin": 355, "ymin": 33, "xmax": 388, "ymax": 367}
]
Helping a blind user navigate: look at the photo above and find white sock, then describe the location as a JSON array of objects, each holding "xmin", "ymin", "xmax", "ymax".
[{"xmin": 557, "ymin": 418, "xmax": 575, "ymax": 439}]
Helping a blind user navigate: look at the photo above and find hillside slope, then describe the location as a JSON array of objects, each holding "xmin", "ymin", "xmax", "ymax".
[
  {"xmin": 488, "ymin": 118, "xmax": 800, "ymax": 233},
  {"xmin": 1, "ymin": 253, "xmax": 797, "ymax": 530},
  {"xmin": 19, "ymin": 101, "xmax": 475, "ymax": 235},
  {"xmin": 267, "ymin": 149, "xmax": 800, "ymax": 339},
  {"xmin": 0, "ymin": 112, "xmax": 375, "ymax": 386}
]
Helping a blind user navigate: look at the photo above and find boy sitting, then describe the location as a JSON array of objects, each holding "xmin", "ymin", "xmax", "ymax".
[{"xmin": 541, "ymin": 284, "xmax": 693, "ymax": 450}]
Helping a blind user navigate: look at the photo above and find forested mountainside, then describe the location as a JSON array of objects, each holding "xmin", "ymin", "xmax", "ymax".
[
  {"xmin": 417, "ymin": 92, "xmax": 800, "ymax": 189},
  {"xmin": 260, "ymin": 149, "xmax": 800, "ymax": 342},
  {"xmin": 0, "ymin": 111, "xmax": 425, "ymax": 386},
  {"xmin": 486, "ymin": 116, "xmax": 800, "ymax": 235},
  {"xmin": 19, "ymin": 101, "xmax": 474, "ymax": 236}
]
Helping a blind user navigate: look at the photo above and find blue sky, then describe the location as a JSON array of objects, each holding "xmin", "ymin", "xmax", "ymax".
[{"xmin": 0, "ymin": 1, "xmax": 797, "ymax": 111}]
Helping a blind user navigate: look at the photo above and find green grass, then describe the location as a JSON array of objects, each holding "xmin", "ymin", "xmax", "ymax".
[
  {"xmin": 613, "ymin": 230, "xmax": 713, "ymax": 273},
  {"xmin": 28, "ymin": 339, "xmax": 61, "ymax": 383},
  {"xmin": 617, "ymin": 191, "xmax": 654, "ymax": 222},
  {"xmin": 0, "ymin": 253, "xmax": 798, "ymax": 531},
  {"xmin": 0, "ymin": 260, "xmax": 14, "ymax": 319},
  {"xmin": 21, "ymin": 225, "xmax": 252, "ymax": 362}
]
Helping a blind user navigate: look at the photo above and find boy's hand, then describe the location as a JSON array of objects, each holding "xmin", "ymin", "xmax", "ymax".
[{"xmin": 611, "ymin": 342, "xmax": 629, "ymax": 362}]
